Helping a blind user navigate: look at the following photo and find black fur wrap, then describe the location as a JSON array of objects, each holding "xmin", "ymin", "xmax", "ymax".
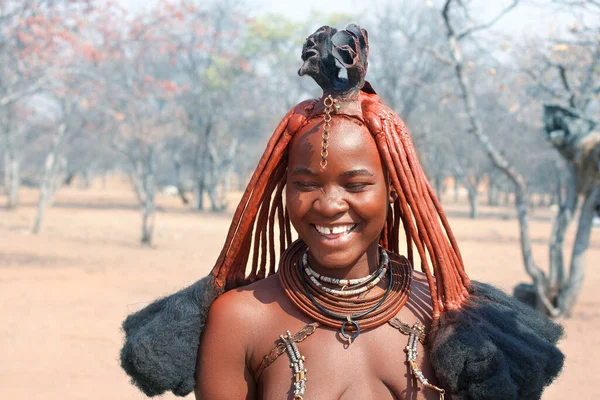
[
  {"xmin": 429, "ymin": 282, "xmax": 564, "ymax": 400},
  {"xmin": 119, "ymin": 279, "xmax": 564, "ymax": 398},
  {"xmin": 120, "ymin": 275, "xmax": 218, "ymax": 396}
]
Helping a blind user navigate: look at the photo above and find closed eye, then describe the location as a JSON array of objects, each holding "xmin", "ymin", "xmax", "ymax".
[
  {"xmin": 345, "ymin": 182, "xmax": 372, "ymax": 192},
  {"xmin": 293, "ymin": 181, "xmax": 320, "ymax": 191}
]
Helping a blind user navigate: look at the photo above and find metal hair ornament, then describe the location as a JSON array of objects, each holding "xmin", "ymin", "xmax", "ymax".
[
  {"xmin": 320, "ymin": 95, "xmax": 336, "ymax": 169},
  {"xmin": 299, "ymin": 24, "xmax": 372, "ymax": 170}
]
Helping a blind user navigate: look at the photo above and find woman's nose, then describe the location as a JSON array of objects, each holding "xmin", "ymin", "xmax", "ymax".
[{"xmin": 312, "ymin": 188, "xmax": 349, "ymax": 216}]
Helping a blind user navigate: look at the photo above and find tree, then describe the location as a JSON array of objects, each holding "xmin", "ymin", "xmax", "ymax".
[
  {"xmin": 158, "ymin": 0, "xmax": 250, "ymax": 211},
  {"xmin": 33, "ymin": 97, "xmax": 75, "ymax": 234},
  {"xmin": 0, "ymin": 0, "xmax": 93, "ymax": 208},
  {"xmin": 1, "ymin": 103, "xmax": 28, "ymax": 208},
  {"xmin": 91, "ymin": 4, "xmax": 189, "ymax": 245},
  {"xmin": 543, "ymin": 106, "xmax": 599, "ymax": 313},
  {"xmin": 438, "ymin": 0, "xmax": 600, "ymax": 316},
  {"xmin": 518, "ymin": 0, "xmax": 600, "ymax": 315},
  {"xmin": 368, "ymin": 1, "xmax": 451, "ymax": 125},
  {"xmin": 438, "ymin": 0, "xmax": 564, "ymax": 315}
]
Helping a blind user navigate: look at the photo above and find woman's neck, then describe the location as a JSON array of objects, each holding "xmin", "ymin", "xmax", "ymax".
[{"xmin": 306, "ymin": 244, "xmax": 381, "ymax": 280}]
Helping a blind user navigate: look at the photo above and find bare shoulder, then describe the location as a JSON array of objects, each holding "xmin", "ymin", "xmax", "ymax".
[
  {"xmin": 205, "ymin": 275, "xmax": 292, "ymax": 344},
  {"xmin": 196, "ymin": 276, "xmax": 288, "ymax": 399},
  {"xmin": 208, "ymin": 275, "xmax": 284, "ymax": 324}
]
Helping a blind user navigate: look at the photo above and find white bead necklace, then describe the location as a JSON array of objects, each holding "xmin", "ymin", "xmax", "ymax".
[{"xmin": 302, "ymin": 249, "xmax": 390, "ymax": 297}]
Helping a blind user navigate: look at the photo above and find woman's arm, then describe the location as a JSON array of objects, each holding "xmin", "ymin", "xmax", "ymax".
[{"xmin": 195, "ymin": 291, "xmax": 256, "ymax": 400}]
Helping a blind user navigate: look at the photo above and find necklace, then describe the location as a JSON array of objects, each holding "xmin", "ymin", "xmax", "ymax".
[
  {"xmin": 301, "ymin": 256, "xmax": 393, "ymax": 343},
  {"xmin": 278, "ymin": 240, "xmax": 412, "ymax": 344},
  {"xmin": 303, "ymin": 249, "xmax": 388, "ymax": 287},
  {"xmin": 305, "ymin": 266, "xmax": 387, "ymax": 297},
  {"xmin": 303, "ymin": 250, "xmax": 388, "ymax": 297}
]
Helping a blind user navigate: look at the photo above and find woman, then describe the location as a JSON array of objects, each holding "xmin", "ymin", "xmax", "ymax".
[{"xmin": 121, "ymin": 25, "xmax": 564, "ymax": 400}]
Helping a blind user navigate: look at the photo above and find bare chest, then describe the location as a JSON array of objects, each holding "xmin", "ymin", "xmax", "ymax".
[{"xmin": 253, "ymin": 323, "xmax": 438, "ymax": 400}]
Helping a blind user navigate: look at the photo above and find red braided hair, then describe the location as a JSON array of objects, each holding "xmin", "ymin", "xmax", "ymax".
[{"xmin": 210, "ymin": 92, "xmax": 470, "ymax": 319}]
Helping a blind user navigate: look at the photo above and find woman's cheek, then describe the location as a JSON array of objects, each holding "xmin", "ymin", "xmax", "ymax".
[{"xmin": 285, "ymin": 191, "xmax": 309, "ymax": 214}]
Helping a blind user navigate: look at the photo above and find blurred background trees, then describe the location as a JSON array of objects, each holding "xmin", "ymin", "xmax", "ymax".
[{"xmin": 0, "ymin": 0, "xmax": 598, "ymax": 313}]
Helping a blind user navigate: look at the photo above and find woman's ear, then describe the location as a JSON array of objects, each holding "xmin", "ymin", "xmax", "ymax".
[{"xmin": 389, "ymin": 190, "xmax": 398, "ymax": 203}]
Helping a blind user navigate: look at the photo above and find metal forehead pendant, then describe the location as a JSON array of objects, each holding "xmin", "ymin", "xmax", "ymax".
[{"xmin": 320, "ymin": 95, "xmax": 335, "ymax": 169}]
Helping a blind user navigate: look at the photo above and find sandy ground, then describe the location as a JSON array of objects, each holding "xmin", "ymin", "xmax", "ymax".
[{"xmin": 1, "ymin": 182, "xmax": 599, "ymax": 399}]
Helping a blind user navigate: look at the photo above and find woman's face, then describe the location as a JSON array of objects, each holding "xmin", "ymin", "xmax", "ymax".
[{"xmin": 286, "ymin": 116, "xmax": 391, "ymax": 271}]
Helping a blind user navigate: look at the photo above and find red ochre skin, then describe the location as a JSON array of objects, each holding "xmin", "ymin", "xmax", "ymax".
[{"xmin": 195, "ymin": 117, "xmax": 439, "ymax": 400}]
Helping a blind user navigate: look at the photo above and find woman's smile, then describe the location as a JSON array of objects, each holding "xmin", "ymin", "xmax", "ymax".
[
  {"xmin": 313, "ymin": 223, "xmax": 357, "ymax": 235},
  {"xmin": 311, "ymin": 223, "xmax": 359, "ymax": 243}
]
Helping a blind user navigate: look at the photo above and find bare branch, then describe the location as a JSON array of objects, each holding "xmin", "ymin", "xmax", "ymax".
[
  {"xmin": 0, "ymin": 79, "xmax": 46, "ymax": 107},
  {"xmin": 419, "ymin": 46, "xmax": 454, "ymax": 65},
  {"xmin": 442, "ymin": 0, "xmax": 455, "ymax": 37},
  {"xmin": 457, "ymin": 0, "xmax": 520, "ymax": 41},
  {"xmin": 557, "ymin": 65, "xmax": 577, "ymax": 107}
]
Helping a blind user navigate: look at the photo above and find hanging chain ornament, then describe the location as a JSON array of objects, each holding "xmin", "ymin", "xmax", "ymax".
[{"xmin": 320, "ymin": 95, "xmax": 336, "ymax": 169}]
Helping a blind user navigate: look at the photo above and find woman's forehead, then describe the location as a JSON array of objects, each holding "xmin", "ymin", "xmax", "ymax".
[{"xmin": 288, "ymin": 116, "xmax": 383, "ymax": 172}]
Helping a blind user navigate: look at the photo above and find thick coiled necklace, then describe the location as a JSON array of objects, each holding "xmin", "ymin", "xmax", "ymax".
[{"xmin": 278, "ymin": 240, "xmax": 412, "ymax": 344}]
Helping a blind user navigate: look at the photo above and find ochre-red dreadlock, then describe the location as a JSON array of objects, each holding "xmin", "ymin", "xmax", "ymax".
[{"xmin": 210, "ymin": 92, "xmax": 470, "ymax": 319}]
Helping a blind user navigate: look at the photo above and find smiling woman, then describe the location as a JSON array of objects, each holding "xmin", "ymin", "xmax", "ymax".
[{"xmin": 120, "ymin": 24, "xmax": 565, "ymax": 400}]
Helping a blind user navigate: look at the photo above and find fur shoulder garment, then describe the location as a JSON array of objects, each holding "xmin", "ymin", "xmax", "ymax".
[{"xmin": 120, "ymin": 278, "xmax": 563, "ymax": 400}]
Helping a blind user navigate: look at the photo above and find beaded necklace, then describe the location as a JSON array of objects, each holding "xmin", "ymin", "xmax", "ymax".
[
  {"xmin": 278, "ymin": 240, "xmax": 412, "ymax": 344},
  {"xmin": 302, "ymin": 249, "xmax": 388, "ymax": 297},
  {"xmin": 302, "ymin": 249, "xmax": 387, "ymax": 287}
]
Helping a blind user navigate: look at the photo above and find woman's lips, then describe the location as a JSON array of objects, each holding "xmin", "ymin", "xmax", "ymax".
[{"xmin": 312, "ymin": 223, "xmax": 358, "ymax": 240}]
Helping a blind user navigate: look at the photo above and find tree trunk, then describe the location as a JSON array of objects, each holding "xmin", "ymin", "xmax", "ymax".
[
  {"xmin": 435, "ymin": 174, "xmax": 445, "ymax": 202},
  {"xmin": 194, "ymin": 121, "xmax": 213, "ymax": 211},
  {"xmin": 548, "ymin": 167, "xmax": 577, "ymax": 297},
  {"xmin": 442, "ymin": 1, "xmax": 559, "ymax": 316},
  {"xmin": 141, "ymin": 195, "xmax": 154, "ymax": 247},
  {"xmin": 468, "ymin": 185, "xmax": 478, "ymax": 219},
  {"xmin": 49, "ymin": 157, "xmax": 66, "ymax": 206},
  {"xmin": 33, "ymin": 122, "xmax": 67, "ymax": 234},
  {"xmin": 196, "ymin": 147, "xmax": 208, "ymax": 211},
  {"xmin": 33, "ymin": 154, "xmax": 57, "ymax": 234},
  {"xmin": 138, "ymin": 147, "xmax": 156, "ymax": 247},
  {"xmin": 3, "ymin": 133, "xmax": 22, "ymax": 209},
  {"xmin": 528, "ymin": 192, "xmax": 537, "ymax": 214},
  {"xmin": 80, "ymin": 169, "xmax": 91, "ymax": 189},
  {"xmin": 63, "ymin": 172, "xmax": 76, "ymax": 186},
  {"xmin": 173, "ymin": 153, "xmax": 189, "ymax": 205},
  {"xmin": 558, "ymin": 185, "xmax": 600, "ymax": 316},
  {"xmin": 461, "ymin": 175, "xmax": 479, "ymax": 219},
  {"xmin": 513, "ymin": 185, "xmax": 559, "ymax": 316},
  {"xmin": 500, "ymin": 188, "xmax": 509, "ymax": 206},
  {"xmin": 552, "ymin": 160, "xmax": 564, "ymax": 207},
  {"xmin": 550, "ymin": 191, "xmax": 559, "ymax": 207},
  {"xmin": 487, "ymin": 182, "xmax": 499, "ymax": 206},
  {"xmin": 4, "ymin": 150, "xmax": 20, "ymax": 209},
  {"xmin": 207, "ymin": 138, "xmax": 238, "ymax": 212},
  {"xmin": 453, "ymin": 176, "xmax": 461, "ymax": 202}
]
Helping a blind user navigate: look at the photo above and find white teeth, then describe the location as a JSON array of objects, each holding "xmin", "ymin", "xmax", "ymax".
[{"xmin": 315, "ymin": 224, "xmax": 355, "ymax": 235}]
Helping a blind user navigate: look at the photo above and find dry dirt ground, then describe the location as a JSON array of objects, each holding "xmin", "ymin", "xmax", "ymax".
[{"xmin": 1, "ymin": 182, "xmax": 599, "ymax": 399}]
